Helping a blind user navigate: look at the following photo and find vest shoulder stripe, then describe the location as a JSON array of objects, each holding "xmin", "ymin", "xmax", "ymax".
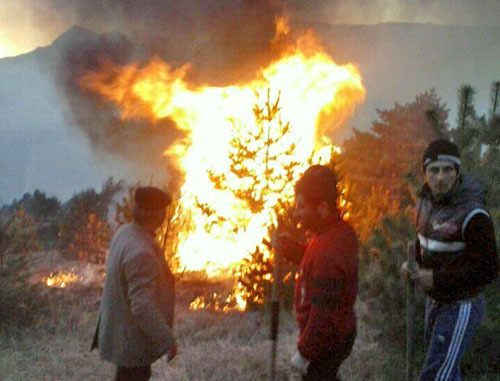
[
  {"xmin": 461, "ymin": 208, "xmax": 490, "ymax": 238},
  {"xmin": 417, "ymin": 233, "xmax": 465, "ymax": 252}
]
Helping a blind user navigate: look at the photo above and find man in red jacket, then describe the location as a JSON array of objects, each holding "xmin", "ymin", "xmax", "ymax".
[{"xmin": 273, "ymin": 165, "xmax": 358, "ymax": 381}]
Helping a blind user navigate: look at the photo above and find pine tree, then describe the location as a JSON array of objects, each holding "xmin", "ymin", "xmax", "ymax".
[
  {"xmin": 59, "ymin": 188, "xmax": 100, "ymax": 259},
  {"xmin": 342, "ymin": 90, "xmax": 448, "ymax": 243},
  {"xmin": 206, "ymin": 90, "xmax": 349, "ymax": 308},
  {"xmin": 71, "ymin": 213, "xmax": 111, "ymax": 265},
  {"xmin": 59, "ymin": 180, "xmax": 121, "ymax": 261},
  {"xmin": 4, "ymin": 206, "xmax": 39, "ymax": 267},
  {"xmin": 449, "ymin": 81, "xmax": 500, "ymax": 208},
  {"xmin": 477, "ymin": 81, "xmax": 500, "ymax": 209},
  {"xmin": 208, "ymin": 89, "xmax": 301, "ymax": 218},
  {"xmin": 206, "ymin": 90, "xmax": 303, "ymax": 307},
  {"xmin": 489, "ymin": 81, "xmax": 500, "ymax": 117},
  {"xmin": 452, "ymin": 85, "xmax": 482, "ymax": 172}
]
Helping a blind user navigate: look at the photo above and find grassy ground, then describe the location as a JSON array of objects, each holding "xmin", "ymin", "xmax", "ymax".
[
  {"xmin": 1, "ymin": 253, "xmax": 499, "ymax": 380},
  {"xmin": 0, "ymin": 276, "xmax": 390, "ymax": 381}
]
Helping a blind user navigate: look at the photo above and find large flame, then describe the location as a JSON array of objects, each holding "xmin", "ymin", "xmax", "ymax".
[{"xmin": 80, "ymin": 19, "xmax": 365, "ymax": 280}]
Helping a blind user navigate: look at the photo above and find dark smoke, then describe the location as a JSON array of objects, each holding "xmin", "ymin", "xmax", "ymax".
[
  {"xmin": 48, "ymin": 0, "xmax": 291, "ymax": 179},
  {"xmin": 52, "ymin": 27, "xmax": 181, "ymax": 177},
  {"xmin": 48, "ymin": 0, "xmax": 496, "ymax": 177},
  {"xmin": 50, "ymin": 0, "xmax": 287, "ymax": 84}
]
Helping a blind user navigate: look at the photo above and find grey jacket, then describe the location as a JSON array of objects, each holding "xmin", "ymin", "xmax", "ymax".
[{"xmin": 92, "ymin": 222, "xmax": 176, "ymax": 366}]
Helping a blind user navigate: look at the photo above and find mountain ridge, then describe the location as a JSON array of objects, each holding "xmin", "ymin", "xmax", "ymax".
[{"xmin": 0, "ymin": 23, "xmax": 498, "ymax": 203}]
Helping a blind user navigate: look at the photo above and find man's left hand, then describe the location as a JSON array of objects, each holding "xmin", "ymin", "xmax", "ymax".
[
  {"xmin": 290, "ymin": 350, "xmax": 310, "ymax": 375},
  {"xmin": 401, "ymin": 262, "xmax": 433, "ymax": 291},
  {"xmin": 416, "ymin": 267, "xmax": 433, "ymax": 291}
]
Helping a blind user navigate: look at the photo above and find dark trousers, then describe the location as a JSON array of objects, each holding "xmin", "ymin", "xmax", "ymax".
[
  {"xmin": 419, "ymin": 295, "xmax": 484, "ymax": 381},
  {"xmin": 115, "ymin": 365, "xmax": 152, "ymax": 381},
  {"xmin": 302, "ymin": 331, "xmax": 356, "ymax": 381}
]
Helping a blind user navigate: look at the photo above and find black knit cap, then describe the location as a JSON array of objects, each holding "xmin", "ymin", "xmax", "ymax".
[
  {"xmin": 295, "ymin": 165, "xmax": 337, "ymax": 207},
  {"xmin": 134, "ymin": 187, "xmax": 171, "ymax": 211},
  {"xmin": 422, "ymin": 139, "xmax": 461, "ymax": 171}
]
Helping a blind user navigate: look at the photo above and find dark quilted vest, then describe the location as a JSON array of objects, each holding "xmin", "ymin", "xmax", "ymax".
[{"xmin": 416, "ymin": 174, "xmax": 488, "ymax": 301}]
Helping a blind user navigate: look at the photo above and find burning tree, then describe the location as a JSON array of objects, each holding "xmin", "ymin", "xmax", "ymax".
[
  {"xmin": 75, "ymin": 17, "xmax": 366, "ymax": 311},
  {"xmin": 205, "ymin": 90, "xmax": 305, "ymax": 308},
  {"xmin": 202, "ymin": 91, "xmax": 353, "ymax": 309},
  {"xmin": 158, "ymin": 196, "xmax": 190, "ymax": 273},
  {"xmin": 208, "ymin": 90, "xmax": 301, "ymax": 216}
]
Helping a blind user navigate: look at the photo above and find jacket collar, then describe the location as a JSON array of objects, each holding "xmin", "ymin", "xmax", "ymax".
[
  {"xmin": 419, "ymin": 173, "xmax": 486, "ymax": 207},
  {"xmin": 315, "ymin": 213, "xmax": 343, "ymax": 234}
]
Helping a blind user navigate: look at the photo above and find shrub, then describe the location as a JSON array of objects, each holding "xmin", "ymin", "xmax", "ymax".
[
  {"xmin": 0, "ymin": 207, "xmax": 46, "ymax": 327},
  {"xmin": 358, "ymin": 213, "xmax": 427, "ymax": 374}
]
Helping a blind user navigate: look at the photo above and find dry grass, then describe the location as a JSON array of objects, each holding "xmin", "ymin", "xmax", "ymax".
[
  {"xmin": 0, "ymin": 287, "xmax": 114, "ymax": 380},
  {"xmin": 0, "ymin": 281, "xmax": 389, "ymax": 381},
  {"xmin": 2, "ymin": 253, "xmax": 498, "ymax": 380}
]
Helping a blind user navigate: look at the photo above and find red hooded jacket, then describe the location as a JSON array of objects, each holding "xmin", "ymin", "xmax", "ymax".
[{"xmin": 295, "ymin": 215, "xmax": 358, "ymax": 360}]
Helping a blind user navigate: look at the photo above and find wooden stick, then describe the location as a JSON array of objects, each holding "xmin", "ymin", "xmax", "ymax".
[
  {"xmin": 406, "ymin": 241, "xmax": 416, "ymax": 381},
  {"xmin": 268, "ymin": 218, "xmax": 284, "ymax": 381},
  {"xmin": 269, "ymin": 245, "xmax": 282, "ymax": 381}
]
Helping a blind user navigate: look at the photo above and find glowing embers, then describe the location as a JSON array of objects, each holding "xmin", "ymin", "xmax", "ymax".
[
  {"xmin": 189, "ymin": 292, "xmax": 246, "ymax": 313},
  {"xmin": 44, "ymin": 268, "xmax": 82, "ymax": 288}
]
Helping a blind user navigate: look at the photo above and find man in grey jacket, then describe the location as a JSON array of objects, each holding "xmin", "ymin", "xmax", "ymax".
[{"xmin": 91, "ymin": 186, "xmax": 177, "ymax": 381}]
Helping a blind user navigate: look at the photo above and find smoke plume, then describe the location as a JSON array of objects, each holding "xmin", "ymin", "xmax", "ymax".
[
  {"xmin": 45, "ymin": 1, "xmax": 292, "ymax": 180},
  {"xmin": 33, "ymin": 0, "xmax": 498, "ymax": 179}
]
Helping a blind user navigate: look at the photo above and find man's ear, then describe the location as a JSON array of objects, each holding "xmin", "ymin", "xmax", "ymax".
[{"xmin": 317, "ymin": 200, "xmax": 331, "ymax": 218}]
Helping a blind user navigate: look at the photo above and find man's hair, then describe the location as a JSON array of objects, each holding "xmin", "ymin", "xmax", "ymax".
[
  {"xmin": 295, "ymin": 165, "xmax": 338, "ymax": 209},
  {"xmin": 423, "ymin": 139, "xmax": 461, "ymax": 171},
  {"xmin": 134, "ymin": 186, "xmax": 171, "ymax": 210}
]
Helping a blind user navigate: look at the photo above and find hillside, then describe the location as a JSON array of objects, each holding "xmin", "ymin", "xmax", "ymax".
[{"xmin": 0, "ymin": 23, "xmax": 498, "ymax": 203}]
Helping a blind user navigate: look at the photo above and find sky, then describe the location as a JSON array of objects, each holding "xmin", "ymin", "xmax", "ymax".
[
  {"xmin": 0, "ymin": 0, "xmax": 499, "ymax": 58},
  {"xmin": 0, "ymin": 0, "xmax": 499, "ymax": 203}
]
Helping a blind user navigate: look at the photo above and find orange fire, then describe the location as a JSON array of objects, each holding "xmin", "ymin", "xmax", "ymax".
[
  {"xmin": 44, "ymin": 269, "xmax": 82, "ymax": 288},
  {"xmin": 189, "ymin": 292, "xmax": 247, "ymax": 313},
  {"xmin": 80, "ymin": 18, "xmax": 364, "ymax": 302}
]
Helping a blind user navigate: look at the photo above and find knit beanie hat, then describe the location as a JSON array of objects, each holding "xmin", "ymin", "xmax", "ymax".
[
  {"xmin": 422, "ymin": 139, "xmax": 461, "ymax": 171},
  {"xmin": 134, "ymin": 187, "xmax": 171, "ymax": 210}
]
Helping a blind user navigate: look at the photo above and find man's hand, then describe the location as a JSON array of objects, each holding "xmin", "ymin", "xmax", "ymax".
[
  {"xmin": 290, "ymin": 350, "xmax": 310, "ymax": 375},
  {"xmin": 166, "ymin": 343, "xmax": 177, "ymax": 362},
  {"xmin": 271, "ymin": 231, "xmax": 292, "ymax": 251},
  {"xmin": 271, "ymin": 232, "xmax": 303, "ymax": 263},
  {"xmin": 400, "ymin": 261, "xmax": 434, "ymax": 291}
]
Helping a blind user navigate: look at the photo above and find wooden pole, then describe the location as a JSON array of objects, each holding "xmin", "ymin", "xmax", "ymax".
[
  {"xmin": 269, "ymin": 234, "xmax": 282, "ymax": 381},
  {"xmin": 406, "ymin": 241, "xmax": 416, "ymax": 381}
]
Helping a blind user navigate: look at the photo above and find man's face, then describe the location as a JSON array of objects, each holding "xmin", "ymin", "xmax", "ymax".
[
  {"xmin": 294, "ymin": 193, "xmax": 321, "ymax": 232},
  {"xmin": 424, "ymin": 160, "xmax": 458, "ymax": 199},
  {"xmin": 149, "ymin": 209, "xmax": 167, "ymax": 232}
]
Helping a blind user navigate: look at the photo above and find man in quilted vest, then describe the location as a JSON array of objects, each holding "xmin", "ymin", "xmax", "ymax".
[
  {"xmin": 91, "ymin": 186, "xmax": 177, "ymax": 381},
  {"xmin": 401, "ymin": 139, "xmax": 498, "ymax": 381}
]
